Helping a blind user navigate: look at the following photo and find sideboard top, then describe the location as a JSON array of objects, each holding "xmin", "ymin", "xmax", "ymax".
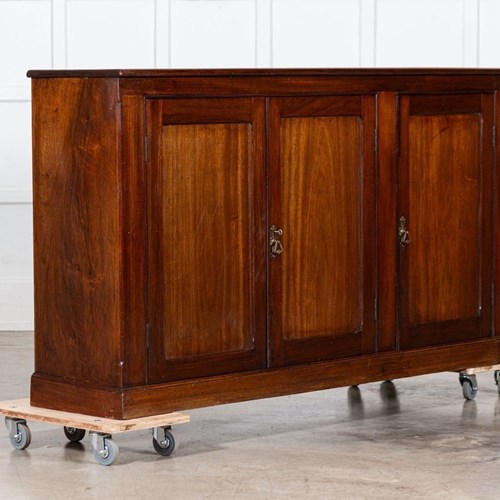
[{"xmin": 27, "ymin": 68, "xmax": 500, "ymax": 79}]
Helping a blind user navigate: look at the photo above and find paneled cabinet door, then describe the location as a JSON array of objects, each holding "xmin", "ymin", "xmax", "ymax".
[
  {"xmin": 398, "ymin": 94, "xmax": 494, "ymax": 349},
  {"xmin": 146, "ymin": 98, "xmax": 267, "ymax": 382},
  {"xmin": 268, "ymin": 96, "xmax": 377, "ymax": 366}
]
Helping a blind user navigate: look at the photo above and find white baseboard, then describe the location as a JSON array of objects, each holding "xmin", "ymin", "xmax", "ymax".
[
  {"xmin": 0, "ymin": 188, "xmax": 32, "ymax": 204},
  {"xmin": 0, "ymin": 321, "xmax": 33, "ymax": 331}
]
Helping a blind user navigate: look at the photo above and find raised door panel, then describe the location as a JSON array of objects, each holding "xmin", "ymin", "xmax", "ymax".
[
  {"xmin": 281, "ymin": 116, "xmax": 362, "ymax": 338},
  {"xmin": 399, "ymin": 94, "xmax": 494, "ymax": 349},
  {"xmin": 269, "ymin": 96, "xmax": 376, "ymax": 366},
  {"xmin": 147, "ymin": 98, "xmax": 266, "ymax": 382}
]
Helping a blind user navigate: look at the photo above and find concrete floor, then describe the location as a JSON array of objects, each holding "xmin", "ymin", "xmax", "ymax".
[{"xmin": 0, "ymin": 332, "xmax": 500, "ymax": 499}]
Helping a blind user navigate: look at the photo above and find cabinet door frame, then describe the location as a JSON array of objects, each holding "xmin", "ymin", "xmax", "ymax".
[
  {"xmin": 146, "ymin": 97, "xmax": 267, "ymax": 383},
  {"xmin": 398, "ymin": 93, "xmax": 494, "ymax": 349},
  {"xmin": 268, "ymin": 95, "xmax": 377, "ymax": 367}
]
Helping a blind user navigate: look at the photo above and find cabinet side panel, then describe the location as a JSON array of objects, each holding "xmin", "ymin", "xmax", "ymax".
[
  {"xmin": 281, "ymin": 116, "xmax": 362, "ymax": 339},
  {"xmin": 32, "ymin": 78, "xmax": 122, "ymax": 387},
  {"xmin": 408, "ymin": 115, "xmax": 481, "ymax": 324}
]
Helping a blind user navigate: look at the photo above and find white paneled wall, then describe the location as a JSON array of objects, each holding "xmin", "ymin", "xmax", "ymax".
[
  {"xmin": 0, "ymin": 0, "xmax": 499, "ymax": 330},
  {"xmin": 479, "ymin": 0, "xmax": 500, "ymax": 65},
  {"xmin": 170, "ymin": 0, "xmax": 256, "ymax": 68},
  {"xmin": 272, "ymin": 0, "xmax": 361, "ymax": 67},
  {"xmin": 376, "ymin": 0, "xmax": 465, "ymax": 67},
  {"xmin": 67, "ymin": 0, "xmax": 156, "ymax": 68}
]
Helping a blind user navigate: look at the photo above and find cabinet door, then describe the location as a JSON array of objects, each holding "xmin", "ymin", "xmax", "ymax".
[
  {"xmin": 146, "ymin": 98, "xmax": 267, "ymax": 382},
  {"xmin": 268, "ymin": 96, "xmax": 376, "ymax": 366},
  {"xmin": 398, "ymin": 94, "xmax": 494, "ymax": 349}
]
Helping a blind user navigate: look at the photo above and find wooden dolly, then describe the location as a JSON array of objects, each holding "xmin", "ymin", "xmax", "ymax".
[
  {"xmin": 457, "ymin": 364, "xmax": 500, "ymax": 400},
  {"xmin": 0, "ymin": 398, "xmax": 190, "ymax": 465}
]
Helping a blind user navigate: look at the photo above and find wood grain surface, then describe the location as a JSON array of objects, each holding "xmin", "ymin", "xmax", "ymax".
[
  {"xmin": 268, "ymin": 95, "xmax": 376, "ymax": 366},
  {"xmin": 281, "ymin": 116, "xmax": 362, "ymax": 339},
  {"xmin": 0, "ymin": 398, "xmax": 189, "ymax": 433},
  {"xmin": 32, "ymin": 77, "xmax": 122, "ymax": 386},
  {"xmin": 408, "ymin": 114, "xmax": 481, "ymax": 324},
  {"xmin": 162, "ymin": 122, "xmax": 252, "ymax": 358},
  {"xmin": 399, "ymin": 93, "xmax": 494, "ymax": 349},
  {"xmin": 147, "ymin": 97, "xmax": 267, "ymax": 382}
]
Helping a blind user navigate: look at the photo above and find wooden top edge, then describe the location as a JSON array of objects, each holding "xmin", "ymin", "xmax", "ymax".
[{"xmin": 26, "ymin": 68, "xmax": 500, "ymax": 78}]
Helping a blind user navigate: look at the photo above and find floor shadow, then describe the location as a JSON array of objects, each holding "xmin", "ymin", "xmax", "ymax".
[
  {"xmin": 347, "ymin": 385, "xmax": 365, "ymax": 420},
  {"xmin": 379, "ymin": 380, "xmax": 401, "ymax": 415}
]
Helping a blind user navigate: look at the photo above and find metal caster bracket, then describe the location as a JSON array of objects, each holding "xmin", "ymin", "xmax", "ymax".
[
  {"xmin": 152, "ymin": 426, "xmax": 176, "ymax": 456},
  {"xmin": 91, "ymin": 432, "xmax": 111, "ymax": 456},
  {"xmin": 459, "ymin": 373, "xmax": 478, "ymax": 391},
  {"xmin": 5, "ymin": 417, "xmax": 26, "ymax": 436},
  {"xmin": 152, "ymin": 425, "xmax": 171, "ymax": 444}
]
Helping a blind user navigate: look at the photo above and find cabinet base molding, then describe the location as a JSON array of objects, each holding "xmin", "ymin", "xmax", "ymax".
[{"xmin": 31, "ymin": 338, "xmax": 500, "ymax": 420}]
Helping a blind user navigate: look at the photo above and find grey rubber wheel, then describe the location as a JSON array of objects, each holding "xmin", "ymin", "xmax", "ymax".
[
  {"xmin": 9, "ymin": 422, "xmax": 31, "ymax": 450},
  {"xmin": 93, "ymin": 437, "xmax": 119, "ymax": 466},
  {"xmin": 462, "ymin": 379, "xmax": 477, "ymax": 400},
  {"xmin": 64, "ymin": 426, "xmax": 86, "ymax": 442},
  {"xmin": 152, "ymin": 429, "xmax": 175, "ymax": 456}
]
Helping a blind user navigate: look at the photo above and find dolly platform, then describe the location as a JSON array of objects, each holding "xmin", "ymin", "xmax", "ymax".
[{"xmin": 0, "ymin": 398, "xmax": 190, "ymax": 465}]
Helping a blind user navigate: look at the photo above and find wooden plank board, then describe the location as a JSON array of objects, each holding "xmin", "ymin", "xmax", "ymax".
[
  {"xmin": 458, "ymin": 364, "xmax": 500, "ymax": 375},
  {"xmin": 0, "ymin": 399, "xmax": 189, "ymax": 434}
]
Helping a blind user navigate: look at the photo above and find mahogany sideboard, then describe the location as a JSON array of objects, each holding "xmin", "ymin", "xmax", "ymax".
[{"xmin": 28, "ymin": 69, "xmax": 500, "ymax": 419}]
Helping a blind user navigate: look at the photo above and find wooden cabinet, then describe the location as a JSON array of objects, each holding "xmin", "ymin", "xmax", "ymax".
[{"xmin": 28, "ymin": 69, "xmax": 500, "ymax": 419}]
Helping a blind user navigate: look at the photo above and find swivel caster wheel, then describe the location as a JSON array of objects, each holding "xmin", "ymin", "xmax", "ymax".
[
  {"xmin": 64, "ymin": 426, "xmax": 86, "ymax": 443},
  {"xmin": 459, "ymin": 374, "xmax": 478, "ymax": 400},
  {"xmin": 90, "ymin": 432, "xmax": 119, "ymax": 466},
  {"xmin": 5, "ymin": 417, "xmax": 31, "ymax": 450},
  {"xmin": 152, "ymin": 426, "xmax": 175, "ymax": 456}
]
